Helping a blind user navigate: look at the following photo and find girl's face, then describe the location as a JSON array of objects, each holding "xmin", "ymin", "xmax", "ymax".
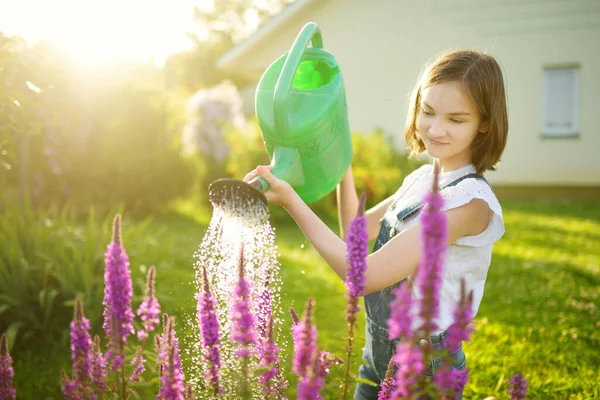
[{"xmin": 416, "ymin": 81, "xmax": 484, "ymax": 170}]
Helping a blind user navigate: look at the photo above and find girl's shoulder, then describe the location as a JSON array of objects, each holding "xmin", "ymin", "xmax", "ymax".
[{"xmin": 440, "ymin": 176, "xmax": 505, "ymax": 247}]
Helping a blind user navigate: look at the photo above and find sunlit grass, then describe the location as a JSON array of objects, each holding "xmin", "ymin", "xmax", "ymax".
[{"xmin": 11, "ymin": 199, "xmax": 600, "ymax": 398}]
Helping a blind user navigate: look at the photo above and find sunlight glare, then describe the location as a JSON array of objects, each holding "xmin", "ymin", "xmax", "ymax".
[{"xmin": 0, "ymin": 0, "xmax": 211, "ymax": 66}]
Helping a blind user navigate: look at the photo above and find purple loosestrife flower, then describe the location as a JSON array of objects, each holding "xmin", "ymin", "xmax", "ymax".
[
  {"xmin": 137, "ymin": 266, "xmax": 161, "ymax": 341},
  {"xmin": 445, "ymin": 279, "xmax": 475, "ymax": 352},
  {"xmin": 341, "ymin": 193, "xmax": 368, "ymax": 400},
  {"xmin": 256, "ymin": 275, "xmax": 273, "ymax": 340},
  {"xmin": 291, "ymin": 306, "xmax": 341, "ymax": 379},
  {"xmin": 416, "ymin": 161, "xmax": 448, "ymax": 338},
  {"xmin": 392, "ymin": 342, "xmax": 425, "ymax": 399},
  {"xmin": 508, "ymin": 373, "xmax": 529, "ymax": 400},
  {"xmin": 297, "ymin": 351, "xmax": 324, "ymax": 400},
  {"xmin": 230, "ymin": 248, "xmax": 257, "ymax": 358},
  {"xmin": 158, "ymin": 339, "xmax": 185, "ymax": 400},
  {"xmin": 90, "ymin": 336, "xmax": 106, "ymax": 389},
  {"xmin": 434, "ymin": 365, "xmax": 469, "ymax": 399},
  {"xmin": 317, "ymin": 351, "xmax": 343, "ymax": 378},
  {"xmin": 345, "ymin": 192, "xmax": 368, "ymax": 323},
  {"xmin": 387, "ymin": 282, "xmax": 415, "ymax": 341},
  {"xmin": 377, "ymin": 357, "xmax": 397, "ymax": 400},
  {"xmin": 103, "ymin": 214, "xmax": 134, "ymax": 369},
  {"xmin": 158, "ymin": 317, "xmax": 185, "ymax": 400},
  {"xmin": 259, "ymin": 314, "xmax": 281, "ymax": 393},
  {"xmin": 197, "ymin": 265, "xmax": 222, "ymax": 395},
  {"xmin": 292, "ymin": 299, "xmax": 317, "ymax": 379},
  {"xmin": 0, "ymin": 333, "xmax": 16, "ymax": 400},
  {"xmin": 158, "ymin": 316, "xmax": 184, "ymax": 381},
  {"xmin": 128, "ymin": 347, "xmax": 145, "ymax": 382},
  {"xmin": 70, "ymin": 299, "xmax": 93, "ymax": 389}
]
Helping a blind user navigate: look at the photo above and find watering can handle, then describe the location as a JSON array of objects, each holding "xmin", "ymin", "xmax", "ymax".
[{"xmin": 273, "ymin": 22, "xmax": 323, "ymax": 135}]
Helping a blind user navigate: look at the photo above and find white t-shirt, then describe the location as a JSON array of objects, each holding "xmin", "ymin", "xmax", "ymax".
[{"xmin": 381, "ymin": 163, "xmax": 505, "ymax": 334}]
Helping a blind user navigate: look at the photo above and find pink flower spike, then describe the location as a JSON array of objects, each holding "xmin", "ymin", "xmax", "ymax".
[
  {"xmin": 416, "ymin": 161, "xmax": 447, "ymax": 337},
  {"xmin": 230, "ymin": 247, "xmax": 257, "ymax": 357},
  {"xmin": 136, "ymin": 266, "xmax": 161, "ymax": 340},
  {"xmin": 508, "ymin": 373, "xmax": 529, "ymax": 400},
  {"xmin": 102, "ymin": 214, "xmax": 134, "ymax": 370},
  {"xmin": 0, "ymin": 333, "xmax": 16, "ymax": 400},
  {"xmin": 292, "ymin": 299, "xmax": 318, "ymax": 379},
  {"xmin": 197, "ymin": 265, "xmax": 222, "ymax": 396}
]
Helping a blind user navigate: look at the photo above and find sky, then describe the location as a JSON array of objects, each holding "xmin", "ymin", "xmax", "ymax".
[{"xmin": 0, "ymin": 0, "xmax": 217, "ymax": 66}]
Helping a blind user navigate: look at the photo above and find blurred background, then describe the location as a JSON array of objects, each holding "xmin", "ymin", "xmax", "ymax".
[{"xmin": 1, "ymin": 0, "xmax": 598, "ymax": 398}]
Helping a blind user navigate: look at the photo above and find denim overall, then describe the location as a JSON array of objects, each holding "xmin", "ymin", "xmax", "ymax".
[{"xmin": 354, "ymin": 173, "xmax": 491, "ymax": 400}]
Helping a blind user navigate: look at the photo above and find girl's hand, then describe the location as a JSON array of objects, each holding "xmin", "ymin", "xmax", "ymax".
[{"xmin": 243, "ymin": 165, "xmax": 295, "ymax": 207}]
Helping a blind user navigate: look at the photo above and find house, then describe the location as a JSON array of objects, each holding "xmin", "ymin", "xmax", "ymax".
[{"xmin": 216, "ymin": 0, "xmax": 600, "ymax": 187}]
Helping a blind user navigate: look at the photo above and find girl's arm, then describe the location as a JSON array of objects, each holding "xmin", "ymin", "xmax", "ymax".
[
  {"xmin": 246, "ymin": 166, "xmax": 490, "ymax": 295},
  {"xmin": 336, "ymin": 167, "xmax": 394, "ymax": 241}
]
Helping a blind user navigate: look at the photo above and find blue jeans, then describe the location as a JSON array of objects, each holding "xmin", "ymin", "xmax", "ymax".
[{"xmin": 353, "ymin": 317, "xmax": 467, "ymax": 399}]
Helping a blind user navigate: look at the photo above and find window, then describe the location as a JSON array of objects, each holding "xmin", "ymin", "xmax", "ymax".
[{"xmin": 541, "ymin": 66, "xmax": 580, "ymax": 137}]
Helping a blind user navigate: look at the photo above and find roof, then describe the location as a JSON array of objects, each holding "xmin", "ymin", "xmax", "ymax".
[{"xmin": 216, "ymin": 0, "xmax": 320, "ymax": 70}]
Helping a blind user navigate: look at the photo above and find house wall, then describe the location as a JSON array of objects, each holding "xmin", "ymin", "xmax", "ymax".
[{"xmin": 222, "ymin": 0, "xmax": 600, "ymax": 185}]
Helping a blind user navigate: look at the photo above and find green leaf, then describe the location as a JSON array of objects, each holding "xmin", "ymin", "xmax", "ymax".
[
  {"xmin": 355, "ymin": 377, "xmax": 379, "ymax": 387},
  {"xmin": 5, "ymin": 321, "xmax": 23, "ymax": 351}
]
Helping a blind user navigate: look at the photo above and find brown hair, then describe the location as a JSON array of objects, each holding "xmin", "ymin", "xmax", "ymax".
[{"xmin": 404, "ymin": 49, "xmax": 508, "ymax": 175}]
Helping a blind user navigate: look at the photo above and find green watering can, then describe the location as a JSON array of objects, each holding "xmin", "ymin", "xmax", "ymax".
[
  {"xmin": 209, "ymin": 22, "xmax": 352, "ymax": 213},
  {"xmin": 251, "ymin": 22, "xmax": 352, "ymax": 205}
]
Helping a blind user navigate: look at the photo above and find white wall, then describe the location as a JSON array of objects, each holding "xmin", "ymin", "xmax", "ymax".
[{"xmin": 223, "ymin": 0, "xmax": 600, "ymax": 185}]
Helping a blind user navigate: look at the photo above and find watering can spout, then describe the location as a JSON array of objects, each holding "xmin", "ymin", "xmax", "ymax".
[{"xmin": 251, "ymin": 145, "xmax": 304, "ymax": 193}]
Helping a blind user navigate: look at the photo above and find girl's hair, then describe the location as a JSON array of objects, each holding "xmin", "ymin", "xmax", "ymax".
[{"xmin": 404, "ymin": 49, "xmax": 508, "ymax": 175}]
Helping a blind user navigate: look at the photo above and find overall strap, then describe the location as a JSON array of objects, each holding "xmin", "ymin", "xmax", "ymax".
[{"xmin": 395, "ymin": 173, "xmax": 492, "ymax": 224}]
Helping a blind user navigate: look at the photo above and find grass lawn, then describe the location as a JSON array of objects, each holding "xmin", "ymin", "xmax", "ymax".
[{"xmin": 10, "ymin": 198, "xmax": 600, "ymax": 399}]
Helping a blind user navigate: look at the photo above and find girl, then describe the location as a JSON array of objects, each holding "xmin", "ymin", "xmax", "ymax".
[{"xmin": 244, "ymin": 49, "xmax": 508, "ymax": 399}]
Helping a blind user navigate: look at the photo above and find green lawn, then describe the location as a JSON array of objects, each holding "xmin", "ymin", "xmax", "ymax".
[{"xmin": 11, "ymin": 198, "xmax": 600, "ymax": 399}]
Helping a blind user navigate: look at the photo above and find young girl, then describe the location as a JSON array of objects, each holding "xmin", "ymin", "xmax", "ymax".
[{"xmin": 244, "ymin": 49, "xmax": 508, "ymax": 399}]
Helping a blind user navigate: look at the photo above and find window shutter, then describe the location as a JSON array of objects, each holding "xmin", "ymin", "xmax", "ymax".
[{"xmin": 541, "ymin": 67, "xmax": 580, "ymax": 136}]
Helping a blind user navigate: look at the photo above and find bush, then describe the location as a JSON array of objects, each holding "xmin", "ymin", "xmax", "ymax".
[
  {"xmin": 0, "ymin": 39, "xmax": 195, "ymax": 216},
  {"xmin": 0, "ymin": 198, "xmax": 164, "ymax": 348}
]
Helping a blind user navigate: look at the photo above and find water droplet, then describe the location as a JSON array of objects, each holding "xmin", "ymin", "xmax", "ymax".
[{"xmin": 300, "ymin": 243, "xmax": 305, "ymax": 249}]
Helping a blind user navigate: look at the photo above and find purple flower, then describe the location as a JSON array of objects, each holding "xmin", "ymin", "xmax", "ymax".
[
  {"xmin": 378, "ymin": 376, "xmax": 396, "ymax": 400},
  {"xmin": 258, "ymin": 315, "xmax": 280, "ymax": 393},
  {"xmin": 230, "ymin": 249, "xmax": 257, "ymax": 358},
  {"xmin": 317, "ymin": 351, "xmax": 343, "ymax": 378},
  {"xmin": 197, "ymin": 265, "xmax": 222, "ymax": 395},
  {"xmin": 0, "ymin": 333, "xmax": 16, "ymax": 400},
  {"xmin": 508, "ymin": 373, "xmax": 529, "ymax": 400},
  {"xmin": 129, "ymin": 347, "xmax": 145, "ymax": 382},
  {"xmin": 387, "ymin": 282, "xmax": 415, "ymax": 341},
  {"xmin": 378, "ymin": 358, "xmax": 397, "ymax": 400},
  {"xmin": 90, "ymin": 336, "xmax": 106, "ymax": 389},
  {"xmin": 158, "ymin": 316, "xmax": 184, "ymax": 381},
  {"xmin": 345, "ymin": 192, "xmax": 369, "ymax": 323},
  {"xmin": 416, "ymin": 162, "xmax": 448, "ymax": 337},
  {"xmin": 292, "ymin": 299, "xmax": 317, "ymax": 378},
  {"xmin": 392, "ymin": 342, "xmax": 425, "ymax": 398},
  {"xmin": 445, "ymin": 279, "xmax": 475, "ymax": 352},
  {"xmin": 256, "ymin": 278, "xmax": 273, "ymax": 339},
  {"xmin": 434, "ymin": 365, "xmax": 469, "ymax": 399},
  {"xmin": 158, "ymin": 341, "xmax": 185, "ymax": 400},
  {"xmin": 158, "ymin": 317, "xmax": 185, "ymax": 400},
  {"xmin": 137, "ymin": 266, "xmax": 161, "ymax": 341},
  {"xmin": 61, "ymin": 370, "xmax": 78, "ymax": 399},
  {"xmin": 103, "ymin": 214, "xmax": 134, "ymax": 369},
  {"xmin": 70, "ymin": 300, "xmax": 92, "ymax": 384},
  {"xmin": 61, "ymin": 299, "xmax": 95, "ymax": 399},
  {"xmin": 297, "ymin": 353, "xmax": 324, "ymax": 400}
]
